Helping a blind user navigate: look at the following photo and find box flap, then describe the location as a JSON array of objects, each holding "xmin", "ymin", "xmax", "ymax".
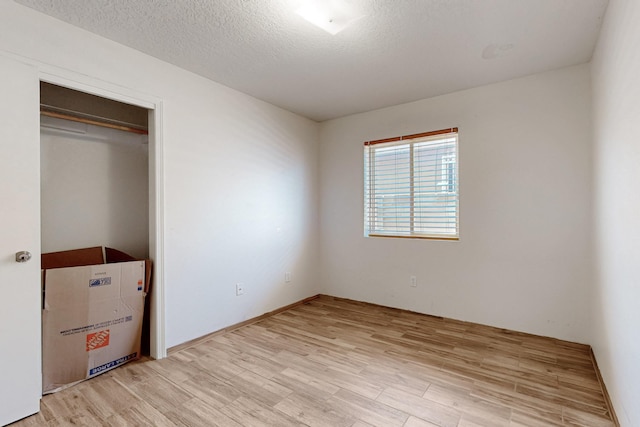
[
  {"xmin": 105, "ymin": 247, "xmax": 152, "ymax": 294},
  {"xmin": 42, "ymin": 246, "xmax": 104, "ymax": 270}
]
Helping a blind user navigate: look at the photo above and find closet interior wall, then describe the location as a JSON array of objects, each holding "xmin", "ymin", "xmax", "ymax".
[{"xmin": 40, "ymin": 82, "xmax": 150, "ymax": 259}]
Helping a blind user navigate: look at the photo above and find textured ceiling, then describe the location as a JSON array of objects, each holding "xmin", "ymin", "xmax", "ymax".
[{"xmin": 14, "ymin": 0, "xmax": 609, "ymax": 122}]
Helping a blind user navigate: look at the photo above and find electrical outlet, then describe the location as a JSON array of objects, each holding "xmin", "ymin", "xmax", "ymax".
[
  {"xmin": 410, "ymin": 276, "xmax": 417, "ymax": 287},
  {"xmin": 285, "ymin": 272, "xmax": 292, "ymax": 283},
  {"xmin": 235, "ymin": 283, "xmax": 245, "ymax": 296}
]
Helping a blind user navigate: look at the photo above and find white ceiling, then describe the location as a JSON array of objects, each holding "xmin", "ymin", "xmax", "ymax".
[{"xmin": 15, "ymin": 0, "xmax": 609, "ymax": 122}]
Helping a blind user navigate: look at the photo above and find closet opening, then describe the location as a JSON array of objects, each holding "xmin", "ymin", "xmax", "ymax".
[{"xmin": 39, "ymin": 81, "xmax": 156, "ymax": 366}]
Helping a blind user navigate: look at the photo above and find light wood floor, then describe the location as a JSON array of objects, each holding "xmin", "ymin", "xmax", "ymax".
[{"xmin": 13, "ymin": 295, "xmax": 616, "ymax": 426}]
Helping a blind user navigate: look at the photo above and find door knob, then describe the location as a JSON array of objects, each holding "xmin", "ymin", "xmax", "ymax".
[{"xmin": 15, "ymin": 251, "xmax": 32, "ymax": 263}]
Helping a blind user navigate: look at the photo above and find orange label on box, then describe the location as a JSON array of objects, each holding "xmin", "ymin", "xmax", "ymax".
[{"xmin": 86, "ymin": 330, "xmax": 110, "ymax": 351}]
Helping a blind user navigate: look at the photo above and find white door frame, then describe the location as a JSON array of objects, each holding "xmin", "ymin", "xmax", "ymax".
[
  {"xmin": 1, "ymin": 50, "xmax": 167, "ymax": 360},
  {"xmin": 38, "ymin": 71, "xmax": 167, "ymax": 360}
]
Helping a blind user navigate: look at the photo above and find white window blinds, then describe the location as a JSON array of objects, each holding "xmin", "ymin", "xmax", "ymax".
[{"xmin": 364, "ymin": 128, "xmax": 459, "ymax": 240}]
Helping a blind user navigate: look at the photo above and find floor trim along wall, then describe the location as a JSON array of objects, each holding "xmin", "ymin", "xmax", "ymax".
[
  {"xmin": 590, "ymin": 348, "xmax": 621, "ymax": 426},
  {"xmin": 168, "ymin": 294, "xmax": 321, "ymax": 354}
]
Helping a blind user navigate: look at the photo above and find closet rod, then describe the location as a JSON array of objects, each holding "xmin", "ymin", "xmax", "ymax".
[{"xmin": 40, "ymin": 107, "xmax": 148, "ymax": 135}]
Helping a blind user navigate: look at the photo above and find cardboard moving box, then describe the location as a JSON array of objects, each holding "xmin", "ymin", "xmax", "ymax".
[{"xmin": 42, "ymin": 260, "xmax": 146, "ymax": 394}]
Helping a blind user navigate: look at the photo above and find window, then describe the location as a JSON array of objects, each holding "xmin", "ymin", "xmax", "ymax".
[{"xmin": 364, "ymin": 128, "xmax": 458, "ymax": 240}]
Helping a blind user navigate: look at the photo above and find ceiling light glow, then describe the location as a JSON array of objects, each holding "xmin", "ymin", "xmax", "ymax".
[{"xmin": 296, "ymin": 0, "xmax": 364, "ymax": 35}]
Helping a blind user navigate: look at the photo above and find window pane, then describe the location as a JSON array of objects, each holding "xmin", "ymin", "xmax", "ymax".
[
  {"xmin": 371, "ymin": 144, "xmax": 411, "ymax": 235},
  {"xmin": 414, "ymin": 138, "xmax": 457, "ymax": 236}
]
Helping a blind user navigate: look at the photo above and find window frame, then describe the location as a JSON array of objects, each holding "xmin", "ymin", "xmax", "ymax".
[{"xmin": 364, "ymin": 127, "xmax": 459, "ymax": 241}]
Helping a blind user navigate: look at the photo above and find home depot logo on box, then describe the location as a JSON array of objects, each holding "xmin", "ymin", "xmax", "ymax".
[{"xmin": 86, "ymin": 330, "xmax": 110, "ymax": 351}]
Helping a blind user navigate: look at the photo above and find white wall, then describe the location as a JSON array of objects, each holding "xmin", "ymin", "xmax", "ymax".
[
  {"xmin": 591, "ymin": 0, "xmax": 640, "ymax": 425},
  {"xmin": 40, "ymin": 119, "xmax": 149, "ymax": 258},
  {"xmin": 319, "ymin": 65, "xmax": 593, "ymax": 344},
  {"xmin": 1, "ymin": 2, "xmax": 320, "ymax": 348}
]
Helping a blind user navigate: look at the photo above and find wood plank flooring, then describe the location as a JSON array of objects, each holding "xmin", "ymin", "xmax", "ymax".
[{"xmin": 12, "ymin": 295, "xmax": 616, "ymax": 426}]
